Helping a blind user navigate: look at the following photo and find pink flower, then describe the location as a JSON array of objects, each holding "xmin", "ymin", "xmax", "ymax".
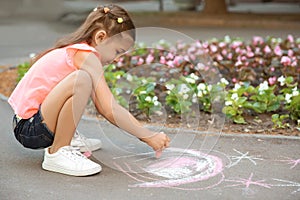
[
  {"xmin": 231, "ymin": 41, "xmax": 243, "ymax": 49},
  {"xmin": 264, "ymin": 45, "xmax": 272, "ymax": 54},
  {"xmin": 288, "ymin": 49, "xmax": 294, "ymax": 57},
  {"xmin": 166, "ymin": 52, "xmax": 174, "ymax": 60},
  {"xmin": 270, "ymin": 67, "xmax": 275, "ymax": 72},
  {"xmin": 160, "ymin": 56, "xmax": 166, "ymax": 64},
  {"xmin": 166, "ymin": 60, "xmax": 174, "ymax": 68},
  {"xmin": 274, "ymin": 45, "xmax": 282, "ymax": 56},
  {"xmin": 202, "ymin": 42, "xmax": 209, "ymax": 49},
  {"xmin": 235, "ymin": 47, "xmax": 241, "ymax": 54},
  {"xmin": 247, "ymin": 51, "xmax": 254, "ymax": 58},
  {"xmin": 287, "ymin": 34, "xmax": 294, "ymax": 43},
  {"xmin": 216, "ymin": 54, "xmax": 223, "ymax": 61},
  {"xmin": 184, "ymin": 55, "xmax": 190, "ymax": 62},
  {"xmin": 173, "ymin": 56, "xmax": 183, "ymax": 66},
  {"xmin": 268, "ymin": 76, "xmax": 277, "ymax": 85},
  {"xmin": 291, "ymin": 60, "xmax": 297, "ymax": 67},
  {"xmin": 210, "ymin": 45, "xmax": 218, "ymax": 53},
  {"xmin": 235, "ymin": 60, "xmax": 243, "ymax": 67},
  {"xmin": 255, "ymin": 47, "xmax": 260, "ymax": 54},
  {"xmin": 252, "ymin": 36, "xmax": 264, "ymax": 45},
  {"xmin": 195, "ymin": 40, "xmax": 202, "ymax": 48},
  {"xmin": 219, "ymin": 42, "xmax": 226, "ymax": 48},
  {"xmin": 222, "ymin": 49, "xmax": 227, "ymax": 56},
  {"xmin": 146, "ymin": 54, "xmax": 154, "ymax": 64},
  {"xmin": 137, "ymin": 57, "xmax": 144, "ymax": 65},
  {"xmin": 280, "ymin": 56, "xmax": 291, "ymax": 66},
  {"xmin": 189, "ymin": 54, "xmax": 196, "ymax": 61},
  {"xmin": 232, "ymin": 78, "xmax": 237, "ymax": 83},
  {"xmin": 227, "ymin": 53, "xmax": 233, "ymax": 60},
  {"xmin": 188, "ymin": 46, "xmax": 196, "ymax": 54}
]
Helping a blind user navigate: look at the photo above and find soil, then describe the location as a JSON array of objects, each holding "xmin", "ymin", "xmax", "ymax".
[{"xmin": 1, "ymin": 67, "xmax": 299, "ymax": 137}]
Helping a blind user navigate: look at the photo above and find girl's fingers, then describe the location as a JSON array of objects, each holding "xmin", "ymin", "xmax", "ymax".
[{"xmin": 155, "ymin": 150, "xmax": 162, "ymax": 158}]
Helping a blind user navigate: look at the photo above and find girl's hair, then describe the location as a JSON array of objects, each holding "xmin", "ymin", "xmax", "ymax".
[{"xmin": 32, "ymin": 4, "xmax": 135, "ymax": 64}]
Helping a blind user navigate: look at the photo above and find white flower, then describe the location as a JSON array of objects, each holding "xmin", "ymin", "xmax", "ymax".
[
  {"xmin": 126, "ymin": 89, "xmax": 131, "ymax": 94},
  {"xmin": 153, "ymin": 100, "xmax": 160, "ymax": 106},
  {"xmin": 142, "ymin": 79, "xmax": 147, "ymax": 84},
  {"xmin": 277, "ymin": 76, "xmax": 285, "ymax": 86},
  {"xmin": 292, "ymin": 87, "xmax": 299, "ymax": 96},
  {"xmin": 259, "ymin": 81, "xmax": 269, "ymax": 91},
  {"xmin": 126, "ymin": 74, "xmax": 133, "ymax": 82},
  {"xmin": 231, "ymin": 93, "xmax": 239, "ymax": 101},
  {"xmin": 225, "ymin": 101, "xmax": 233, "ymax": 106},
  {"xmin": 220, "ymin": 78, "xmax": 229, "ymax": 85},
  {"xmin": 165, "ymin": 84, "xmax": 175, "ymax": 90},
  {"xmin": 207, "ymin": 85, "xmax": 212, "ymax": 91},
  {"xmin": 197, "ymin": 91, "xmax": 203, "ymax": 97},
  {"xmin": 285, "ymin": 93, "xmax": 292, "ymax": 103},
  {"xmin": 185, "ymin": 77, "xmax": 195, "ymax": 84},
  {"xmin": 116, "ymin": 75, "xmax": 121, "ymax": 79},
  {"xmin": 183, "ymin": 94, "xmax": 189, "ymax": 100},
  {"xmin": 145, "ymin": 96, "xmax": 152, "ymax": 102},
  {"xmin": 179, "ymin": 84, "xmax": 190, "ymax": 94},
  {"xmin": 233, "ymin": 83, "xmax": 241, "ymax": 91},
  {"xmin": 190, "ymin": 73, "xmax": 199, "ymax": 80},
  {"xmin": 192, "ymin": 94, "xmax": 197, "ymax": 103},
  {"xmin": 153, "ymin": 96, "xmax": 158, "ymax": 101},
  {"xmin": 197, "ymin": 83, "xmax": 206, "ymax": 91}
]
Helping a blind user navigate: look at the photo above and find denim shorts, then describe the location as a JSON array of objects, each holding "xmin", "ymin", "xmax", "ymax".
[{"xmin": 13, "ymin": 109, "xmax": 54, "ymax": 149}]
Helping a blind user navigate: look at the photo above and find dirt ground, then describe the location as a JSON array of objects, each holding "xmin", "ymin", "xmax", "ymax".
[{"xmin": 1, "ymin": 67, "xmax": 299, "ymax": 136}]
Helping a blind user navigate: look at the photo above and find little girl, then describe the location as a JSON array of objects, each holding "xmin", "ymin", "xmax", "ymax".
[{"xmin": 8, "ymin": 4, "xmax": 170, "ymax": 176}]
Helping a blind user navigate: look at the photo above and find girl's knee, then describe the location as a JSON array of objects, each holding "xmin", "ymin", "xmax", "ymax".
[{"xmin": 72, "ymin": 70, "xmax": 92, "ymax": 91}]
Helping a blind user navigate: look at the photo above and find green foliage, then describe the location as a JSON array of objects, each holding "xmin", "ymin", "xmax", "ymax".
[
  {"xmin": 17, "ymin": 62, "xmax": 31, "ymax": 82},
  {"xmin": 272, "ymin": 114, "xmax": 290, "ymax": 129}
]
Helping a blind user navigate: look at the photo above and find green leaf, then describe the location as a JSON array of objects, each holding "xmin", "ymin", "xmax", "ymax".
[{"xmin": 233, "ymin": 115, "xmax": 247, "ymax": 124}]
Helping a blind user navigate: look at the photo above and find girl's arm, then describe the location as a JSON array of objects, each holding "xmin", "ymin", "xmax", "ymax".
[{"xmin": 75, "ymin": 51, "xmax": 170, "ymax": 151}]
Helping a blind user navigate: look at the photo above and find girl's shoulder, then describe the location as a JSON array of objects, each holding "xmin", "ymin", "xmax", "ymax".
[
  {"xmin": 66, "ymin": 43, "xmax": 100, "ymax": 69},
  {"xmin": 66, "ymin": 43, "xmax": 98, "ymax": 53}
]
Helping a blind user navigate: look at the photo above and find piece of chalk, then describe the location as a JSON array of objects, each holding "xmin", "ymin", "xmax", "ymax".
[
  {"xmin": 83, "ymin": 151, "xmax": 92, "ymax": 158},
  {"xmin": 155, "ymin": 150, "xmax": 162, "ymax": 159}
]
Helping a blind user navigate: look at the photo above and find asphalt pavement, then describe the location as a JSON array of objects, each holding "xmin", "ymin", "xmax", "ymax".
[{"xmin": 1, "ymin": 2, "xmax": 300, "ymax": 199}]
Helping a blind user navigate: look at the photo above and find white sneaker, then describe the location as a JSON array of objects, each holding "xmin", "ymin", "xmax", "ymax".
[
  {"xmin": 42, "ymin": 146, "xmax": 102, "ymax": 176},
  {"xmin": 71, "ymin": 131, "xmax": 102, "ymax": 152}
]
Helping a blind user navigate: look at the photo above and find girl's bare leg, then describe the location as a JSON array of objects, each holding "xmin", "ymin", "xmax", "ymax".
[{"xmin": 41, "ymin": 70, "xmax": 92, "ymax": 154}]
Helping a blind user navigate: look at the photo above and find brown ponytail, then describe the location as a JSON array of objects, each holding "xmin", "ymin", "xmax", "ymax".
[{"xmin": 31, "ymin": 4, "xmax": 135, "ymax": 65}]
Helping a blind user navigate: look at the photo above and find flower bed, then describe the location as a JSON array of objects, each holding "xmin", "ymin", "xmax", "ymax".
[
  {"xmin": 5, "ymin": 35, "xmax": 300, "ymax": 135},
  {"xmin": 105, "ymin": 35, "xmax": 300, "ymax": 132}
]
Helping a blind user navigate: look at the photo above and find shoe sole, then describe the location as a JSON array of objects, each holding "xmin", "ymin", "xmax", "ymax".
[{"xmin": 42, "ymin": 162, "xmax": 102, "ymax": 176}]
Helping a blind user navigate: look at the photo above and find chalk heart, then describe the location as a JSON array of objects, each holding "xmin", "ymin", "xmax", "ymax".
[
  {"xmin": 145, "ymin": 152, "xmax": 223, "ymax": 182},
  {"xmin": 146, "ymin": 157, "xmax": 208, "ymax": 179}
]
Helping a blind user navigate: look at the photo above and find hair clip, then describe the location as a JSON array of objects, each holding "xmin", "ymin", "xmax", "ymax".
[
  {"xmin": 103, "ymin": 7, "xmax": 110, "ymax": 14},
  {"xmin": 93, "ymin": 7, "xmax": 98, "ymax": 12},
  {"xmin": 117, "ymin": 17, "xmax": 124, "ymax": 24}
]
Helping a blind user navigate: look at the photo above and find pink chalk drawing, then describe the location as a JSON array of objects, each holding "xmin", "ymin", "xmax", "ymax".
[
  {"xmin": 224, "ymin": 173, "xmax": 272, "ymax": 189},
  {"xmin": 114, "ymin": 147, "xmax": 227, "ymax": 190},
  {"xmin": 271, "ymin": 178, "xmax": 300, "ymax": 194},
  {"xmin": 227, "ymin": 149, "xmax": 263, "ymax": 168},
  {"xmin": 276, "ymin": 157, "xmax": 300, "ymax": 169}
]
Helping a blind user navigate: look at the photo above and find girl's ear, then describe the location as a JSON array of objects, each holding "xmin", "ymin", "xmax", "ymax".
[{"xmin": 94, "ymin": 30, "xmax": 107, "ymax": 45}]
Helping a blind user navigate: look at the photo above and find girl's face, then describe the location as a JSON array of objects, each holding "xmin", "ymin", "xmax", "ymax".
[{"xmin": 94, "ymin": 32, "xmax": 134, "ymax": 65}]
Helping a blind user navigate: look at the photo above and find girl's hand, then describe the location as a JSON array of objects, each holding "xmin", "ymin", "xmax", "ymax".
[{"xmin": 140, "ymin": 132, "xmax": 170, "ymax": 158}]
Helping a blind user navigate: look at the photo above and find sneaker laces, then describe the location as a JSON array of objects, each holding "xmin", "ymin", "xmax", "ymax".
[
  {"xmin": 73, "ymin": 131, "xmax": 92, "ymax": 156},
  {"xmin": 64, "ymin": 146, "xmax": 87, "ymax": 160}
]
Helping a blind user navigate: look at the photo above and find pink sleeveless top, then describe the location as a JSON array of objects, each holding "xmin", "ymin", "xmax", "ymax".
[{"xmin": 8, "ymin": 43, "xmax": 100, "ymax": 119}]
